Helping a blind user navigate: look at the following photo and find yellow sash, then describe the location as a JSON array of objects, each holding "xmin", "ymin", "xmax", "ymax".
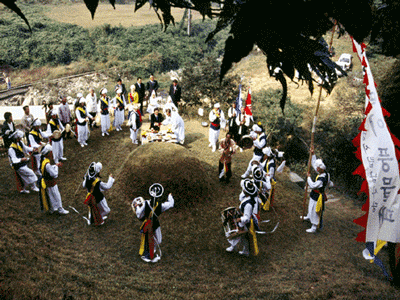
[
  {"xmin": 86, "ymin": 178, "xmax": 100, "ymax": 199},
  {"xmin": 49, "ymin": 119, "xmax": 60, "ymax": 130},
  {"xmin": 139, "ymin": 202, "xmax": 159, "ymax": 256},
  {"xmin": 30, "ymin": 130, "xmax": 42, "ymax": 139},
  {"xmin": 40, "ymin": 158, "xmax": 50, "ymax": 211},
  {"xmin": 10, "ymin": 142, "xmax": 23, "ymax": 153},
  {"xmin": 116, "ymin": 96, "xmax": 123, "ymax": 105},
  {"xmin": 248, "ymin": 218, "xmax": 259, "ymax": 256},
  {"xmin": 101, "ymin": 97, "xmax": 108, "ymax": 106},
  {"xmin": 77, "ymin": 107, "xmax": 86, "ymax": 115},
  {"xmin": 315, "ymin": 175, "xmax": 324, "ymax": 214}
]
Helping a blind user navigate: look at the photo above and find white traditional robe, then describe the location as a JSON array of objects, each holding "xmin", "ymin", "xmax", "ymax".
[
  {"xmin": 209, "ymin": 109, "xmax": 226, "ymax": 149},
  {"xmin": 111, "ymin": 95, "xmax": 126, "ymax": 130},
  {"xmin": 43, "ymin": 162, "xmax": 64, "ymax": 212},
  {"xmin": 46, "ymin": 121, "xmax": 65, "ymax": 163},
  {"xmin": 128, "ymin": 110, "xmax": 141, "ymax": 143},
  {"xmin": 162, "ymin": 112, "xmax": 185, "ymax": 143},
  {"xmin": 135, "ymin": 194, "xmax": 175, "ymax": 245},
  {"xmin": 28, "ymin": 130, "xmax": 51, "ymax": 175},
  {"xmin": 75, "ymin": 107, "xmax": 90, "ymax": 145},
  {"xmin": 86, "ymin": 93, "xmax": 98, "ymax": 114},
  {"xmin": 82, "ymin": 176, "xmax": 115, "ymax": 218},
  {"xmin": 8, "ymin": 142, "xmax": 37, "ymax": 190},
  {"xmin": 147, "ymin": 95, "xmax": 161, "ymax": 117}
]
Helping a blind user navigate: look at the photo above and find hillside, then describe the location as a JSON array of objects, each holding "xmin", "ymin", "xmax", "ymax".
[{"xmin": 1, "ymin": 118, "xmax": 399, "ymax": 299}]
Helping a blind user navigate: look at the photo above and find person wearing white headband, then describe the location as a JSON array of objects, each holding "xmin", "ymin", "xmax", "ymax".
[
  {"xmin": 75, "ymin": 96, "xmax": 92, "ymax": 147},
  {"xmin": 29, "ymin": 118, "xmax": 51, "ymax": 175},
  {"xmin": 99, "ymin": 88, "xmax": 111, "ymax": 136},
  {"xmin": 8, "ymin": 130, "xmax": 39, "ymax": 194},
  {"xmin": 46, "ymin": 110, "xmax": 66, "ymax": 163},
  {"xmin": 241, "ymin": 122, "xmax": 267, "ymax": 179},
  {"xmin": 301, "ymin": 146, "xmax": 331, "ymax": 233},
  {"xmin": 38, "ymin": 144, "xmax": 69, "ymax": 215},
  {"xmin": 226, "ymin": 179, "xmax": 259, "ymax": 256},
  {"xmin": 209, "ymin": 102, "xmax": 226, "ymax": 152},
  {"xmin": 82, "ymin": 162, "xmax": 114, "ymax": 225},
  {"xmin": 111, "ymin": 88, "xmax": 126, "ymax": 131}
]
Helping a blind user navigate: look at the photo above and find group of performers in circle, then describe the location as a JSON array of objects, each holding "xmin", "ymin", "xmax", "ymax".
[{"xmin": 3, "ymin": 76, "xmax": 331, "ymax": 262}]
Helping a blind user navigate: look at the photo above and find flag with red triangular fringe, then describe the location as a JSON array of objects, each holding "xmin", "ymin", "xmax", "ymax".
[
  {"xmin": 351, "ymin": 38, "xmax": 400, "ymax": 281},
  {"xmin": 244, "ymin": 88, "xmax": 253, "ymax": 122}
]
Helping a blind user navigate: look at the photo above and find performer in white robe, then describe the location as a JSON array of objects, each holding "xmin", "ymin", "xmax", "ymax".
[
  {"xmin": 302, "ymin": 149, "xmax": 332, "ymax": 233},
  {"xmin": 241, "ymin": 124, "xmax": 267, "ymax": 178},
  {"xmin": 162, "ymin": 108, "xmax": 185, "ymax": 144},
  {"xmin": 127, "ymin": 103, "xmax": 142, "ymax": 144},
  {"xmin": 209, "ymin": 103, "xmax": 226, "ymax": 152},
  {"xmin": 82, "ymin": 162, "xmax": 114, "ymax": 225},
  {"xmin": 99, "ymin": 88, "xmax": 111, "ymax": 136},
  {"xmin": 163, "ymin": 96, "xmax": 178, "ymax": 115},
  {"xmin": 8, "ymin": 130, "xmax": 39, "ymax": 193},
  {"xmin": 86, "ymin": 88, "xmax": 98, "ymax": 129},
  {"xmin": 75, "ymin": 98, "xmax": 91, "ymax": 147},
  {"xmin": 132, "ymin": 193, "xmax": 174, "ymax": 263},
  {"xmin": 29, "ymin": 119, "xmax": 51, "ymax": 175},
  {"xmin": 39, "ymin": 145, "xmax": 69, "ymax": 214},
  {"xmin": 226, "ymin": 179, "xmax": 259, "ymax": 256},
  {"xmin": 46, "ymin": 111, "xmax": 66, "ymax": 163},
  {"xmin": 147, "ymin": 91, "xmax": 161, "ymax": 119},
  {"xmin": 111, "ymin": 88, "xmax": 126, "ymax": 131}
]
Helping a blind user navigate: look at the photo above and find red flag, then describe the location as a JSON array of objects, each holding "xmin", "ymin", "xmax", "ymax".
[{"xmin": 244, "ymin": 88, "xmax": 252, "ymax": 117}]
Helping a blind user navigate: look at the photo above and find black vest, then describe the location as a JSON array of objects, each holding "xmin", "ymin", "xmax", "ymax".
[{"xmin": 10, "ymin": 142, "xmax": 27, "ymax": 170}]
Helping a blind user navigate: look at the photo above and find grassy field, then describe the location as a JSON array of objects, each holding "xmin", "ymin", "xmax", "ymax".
[
  {"xmin": 1, "ymin": 115, "xmax": 400, "ymax": 299},
  {"xmin": 45, "ymin": 3, "xmax": 204, "ymax": 28}
]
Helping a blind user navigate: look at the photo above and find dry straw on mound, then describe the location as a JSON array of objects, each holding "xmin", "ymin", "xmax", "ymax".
[{"xmin": 111, "ymin": 142, "xmax": 215, "ymax": 208}]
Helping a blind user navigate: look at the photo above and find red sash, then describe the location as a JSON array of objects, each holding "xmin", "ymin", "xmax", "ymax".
[{"xmin": 84, "ymin": 194, "xmax": 103, "ymax": 226}]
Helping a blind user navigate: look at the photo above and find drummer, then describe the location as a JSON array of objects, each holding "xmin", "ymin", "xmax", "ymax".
[
  {"xmin": 29, "ymin": 118, "xmax": 51, "ymax": 175},
  {"xmin": 46, "ymin": 110, "xmax": 66, "ymax": 164},
  {"xmin": 8, "ymin": 130, "xmax": 40, "ymax": 194},
  {"xmin": 241, "ymin": 124, "xmax": 266, "ymax": 179},
  {"xmin": 226, "ymin": 179, "xmax": 259, "ymax": 256}
]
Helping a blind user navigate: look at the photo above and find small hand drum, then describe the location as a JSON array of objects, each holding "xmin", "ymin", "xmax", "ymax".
[
  {"xmin": 238, "ymin": 135, "xmax": 253, "ymax": 149},
  {"xmin": 221, "ymin": 207, "xmax": 247, "ymax": 239}
]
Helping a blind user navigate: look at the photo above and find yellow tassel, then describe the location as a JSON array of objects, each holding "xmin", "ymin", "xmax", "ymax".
[
  {"xmin": 40, "ymin": 178, "xmax": 49, "ymax": 212},
  {"xmin": 249, "ymin": 219, "xmax": 259, "ymax": 256}
]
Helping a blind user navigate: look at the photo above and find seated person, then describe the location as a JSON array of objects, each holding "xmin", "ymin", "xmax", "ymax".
[{"xmin": 150, "ymin": 108, "xmax": 164, "ymax": 132}]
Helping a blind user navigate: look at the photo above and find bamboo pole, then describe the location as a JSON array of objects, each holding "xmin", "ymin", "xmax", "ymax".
[{"xmin": 301, "ymin": 22, "xmax": 337, "ymax": 219}]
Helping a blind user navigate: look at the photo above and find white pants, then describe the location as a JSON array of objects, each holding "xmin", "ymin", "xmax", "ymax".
[
  {"xmin": 174, "ymin": 125, "xmax": 185, "ymax": 143},
  {"xmin": 209, "ymin": 128, "xmax": 220, "ymax": 146},
  {"xmin": 227, "ymin": 235, "xmax": 249, "ymax": 253},
  {"xmin": 114, "ymin": 109, "xmax": 124, "ymax": 129},
  {"xmin": 47, "ymin": 185, "xmax": 63, "ymax": 212},
  {"xmin": 77, "ymin": 124, "xmax": 89, "ymax": 144},
  {"xmin": 306, "ymin": 198, "xmax": 320, "ymax": 226},
  {"xmin": 130, "ymin": 128, "xmax": 140, "ymax": 143},
  {"xmin": 17, "ymin": 165, "xmax": 38, "ymax": 189},
  {"xmin": 101, "ymin": 114, "xmax": 110, "ymax": 133},
  {"xmin": 52, "ymin": 139, "xmax": 64, "ymax": 163},
  {"xmin": 97, "ymin": 198, "xmax": 110, "ymax": 217}
]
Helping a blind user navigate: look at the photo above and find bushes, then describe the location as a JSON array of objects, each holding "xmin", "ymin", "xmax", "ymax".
[{"xmin": 0, "ymin": 5, "xmax": 229, "ymax": 76}]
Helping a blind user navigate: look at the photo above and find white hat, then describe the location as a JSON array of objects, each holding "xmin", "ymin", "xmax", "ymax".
[
  {"xmin": 77, "ymin": 92, "xmax": 83, "ymax": 98},
  {"xmin": 252, "ymin": 165, "xmax": 264, "ymax": 182},
  {"xmin": 240, "ymin": 179, "xmax": 258, "ymax": 196},
  {"xmin": 88, "ymin": 162, "xmax": 103, "ymax": 179},
  {"xmin": 95, "ymin": 162, "xmax": 102, "ymax": 174},
  {"xmin": 10, "ymin": 130, "xmax": 24, "ymax": 140},
  {"xmin": 315, "ymin": 159, "xmax": 326, "ymax": 170},
  {"xmin": 214, "ymin": 103, "xmax": 220, "ymax": 108},
  {"xmin": 252, "ymin": 124, "xmax": 262, "ymax": 132},
  {"xmin": 116, "ymin": 88, "xmax": 122, "ymax": 94},
  {"xmin": 41, "ymin": 144, "xmax": 53, "ymax": 156},
  {"xmin": 262, "ymin": 147, "xmax": 272, "ymax": 156},
  {"xmin": 51, "ymin": 110, "xmax": 58, "ymax": 116},
  {"xmin": 249, "ymin": 131, "xmax": 257, "ymax": 139},
  {"xmin": 130, "ymin": 85, "xmax": 136, "ymax": 90},
  {"xmin": 100, "ymin": 88, "xmax": 108, "ymax": 95},
  {"xmin": 79, "ymin": 98, "xmax": 86, "ymax": 104},
  {"xmin": 32, "ymin": 118, "xmax": 41, "ymax": 127}
]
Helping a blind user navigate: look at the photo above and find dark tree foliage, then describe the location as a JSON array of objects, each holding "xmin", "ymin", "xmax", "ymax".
[{"xmin": 0, "ymin": 0, "xmax": 376, "ymax": 112}]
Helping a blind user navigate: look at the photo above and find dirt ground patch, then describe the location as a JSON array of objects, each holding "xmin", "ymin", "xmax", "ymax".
[{"xmin": 0, "ymin": 117, "xmax": 399, "ymax": 299}]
